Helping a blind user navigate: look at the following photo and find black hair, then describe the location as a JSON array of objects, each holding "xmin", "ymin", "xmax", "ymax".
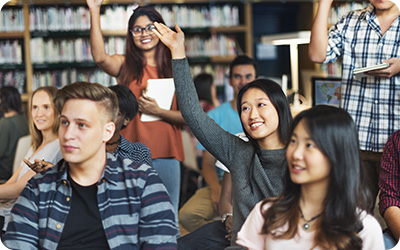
[
  {"xmin": 194, "ymin": 73, "xmax": 213, "ymax": 104},
  {"xmin": 229, "ymin": 55, "xmax": 258, "ymax": 79},
  {"xmin": 237, "ymin": 79, "xmax": 292, "ymax": 148},
  {"xmin": 0, "ymin": 86, "xmax": 22, "ymax": 113},
  {"xmin": 109, "ymin": 84, "xmax": 138, "ymax": 130},
  {"xmin": 262, "ymin": 105, "xmax": 370, "ymax": 250}
]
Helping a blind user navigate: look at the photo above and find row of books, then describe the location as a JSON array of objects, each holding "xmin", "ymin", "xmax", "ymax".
[
  {"xmin": 0, "ymin": 70, "xmax": 25, "ymax": 94},
  {"xmin": 0, "ymin": 40, "xmax": 22, "ymax": 64},
  {"xmin": 29, "ymin": 37, "xmax": 125, "ymax": 64},
  {"xmin": 320, "ymin": 61, "xmax": 342, "ymax": 77},
  {"xmin": 190, "ymin": 64, "xmax": 228, "ymax": 87},
  {"xmin": 186, "ymin": 34, "xmax": 238, "ymax": 57},
  {"xmin": 329, "ymin": 2, "xmax": 369, "ymax": 25},
  {"xmin": 32, "ymin": 68, "xmax": 117, "ymax": 90},
  {"xmin": 154, "ymin": 5, "xmax": 240, "ymax": 28},
  {"xmin": 0, "ymin": 8, "xmax": 24, "ymax": 32}
]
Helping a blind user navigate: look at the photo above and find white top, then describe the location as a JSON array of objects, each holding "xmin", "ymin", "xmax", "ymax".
[
  {"xmin": 237, "ymin": 201, "xmax": 385, "ymax": 250},
  {"xmin": 0, "ymin": 139, "xmax": 63, "ymax": 230}
]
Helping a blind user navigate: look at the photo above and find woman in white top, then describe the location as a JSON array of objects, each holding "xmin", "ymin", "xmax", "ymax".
[
  {"xmin": 237, "ymin": 105, "xmax": 385, "ymax": 250},
  {"xmin": 0, "ymin": 86, "xmax": 62, "ymax": 231}
]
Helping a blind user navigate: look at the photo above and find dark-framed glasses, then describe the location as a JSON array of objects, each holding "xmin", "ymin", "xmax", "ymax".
[{"xmin": 130, "ymin": 24, "xmax": 156, "ymax": 37}]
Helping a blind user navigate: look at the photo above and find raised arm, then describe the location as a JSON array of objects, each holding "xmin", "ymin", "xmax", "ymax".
[
  {"xmin": 153, "ymin": 22, "xmax": 246, "ymax": 170},
  {"xmin": 87, "ymin": 0, "xmax": 124, "ymax": 76},
  {"xmin": 308, "ymin": 0, "xmax": 333, "ymax": 63}
]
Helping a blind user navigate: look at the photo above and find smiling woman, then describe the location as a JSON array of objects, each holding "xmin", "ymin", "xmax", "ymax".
[
  {"xmin": 87, "ymin": 0, "xmax": 185, "ymax": 224},
  {"xmin": 0, "ymin": 86, "xmax": 63, "ymax": 234}
]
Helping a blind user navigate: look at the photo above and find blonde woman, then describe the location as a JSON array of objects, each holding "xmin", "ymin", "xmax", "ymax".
[{"xmin": 0, "ymin": 86, "xmax": 62, "ymax": 233}]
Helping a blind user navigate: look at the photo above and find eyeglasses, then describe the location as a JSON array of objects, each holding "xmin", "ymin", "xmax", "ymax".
[{"xmin": 130, "ymin": 24, "xmax": 156, "ymax": 37}]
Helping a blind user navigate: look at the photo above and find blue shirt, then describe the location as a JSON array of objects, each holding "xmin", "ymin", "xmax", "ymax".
[
  {"xmin": 3, "ymin": 153, "xmax": 177, "ymax": 250},
  {"xmin": 324, "ymin": 4, "xmax": 400, "ymax": 152}
]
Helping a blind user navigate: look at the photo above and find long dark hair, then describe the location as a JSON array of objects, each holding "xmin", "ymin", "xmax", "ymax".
[
  {"xmin": 119, "ymin": 6, "xmax": 172, "ymax": 86},
  {"xmin": 237, "ymin": 79, "xmax": 292, "ymax": 148},
  {"xmin": 261, "ymin": 105, "xmax": 371, "ymax": 250},
  {"xmin": 0, "ymin": 86, "xmax": 22, "ymax": 113}
]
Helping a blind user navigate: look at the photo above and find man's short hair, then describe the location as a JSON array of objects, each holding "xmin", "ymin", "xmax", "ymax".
[
  {"xmin": 55, "ymin": 82, "xmax": 118, "ymax": 123},
  {"xmin": 229, "ymin": 55, "xmax": 258, "ymax": 79}
]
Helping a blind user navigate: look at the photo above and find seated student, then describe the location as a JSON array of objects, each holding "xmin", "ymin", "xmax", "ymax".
[
  {"xmin": 179, "ymin": 57, "xmax": 257, "ymax": 236},
  {"xmin": 153, "ymin": 23, "xmax": 292, "ymax": 249},
  {"xmin": 107, "ymin": 85, "xmax": 152, "ymax": 166},
  {"xmin": 379, "ymin": 130, "xmax": 400, "ymax": 249},
  {"xmin": 3, "ymin": 82, "xmax": 177, "ymax": 250},
  {"xmin": 237, "ymin": 105, "xmax": 384, "ymax": 250},
  {"xmin": 0, "ymin": 86, "xmax": 62, "ymax": 234},
  {"xmin": 0, "ymin": 86, "xmax": 29, "ymax": 182}
]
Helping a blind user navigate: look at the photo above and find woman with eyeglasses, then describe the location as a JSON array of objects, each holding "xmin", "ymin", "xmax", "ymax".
[{"xmin": 86, "ymin": 0, "xmax": 185, "ymax": 227}]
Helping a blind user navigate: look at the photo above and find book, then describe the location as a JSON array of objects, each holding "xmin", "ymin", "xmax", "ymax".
[
  {"xmin": 354, "ymin": 63, "xmax": 389, "ymax": 78},
  {"xmin": 140, "ymin": 78, "xmax": 175, "ymax": 122}
]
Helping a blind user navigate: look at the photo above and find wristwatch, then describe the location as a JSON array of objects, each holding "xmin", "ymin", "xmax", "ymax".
[{"xmin": 221, "ymin": 213, "xmax": 233, "ymax": 224}]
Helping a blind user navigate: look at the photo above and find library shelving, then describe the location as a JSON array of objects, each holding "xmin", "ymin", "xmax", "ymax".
[{"xmin": 1, "ymin": 0, "xmax": 254, "ymax": 99}]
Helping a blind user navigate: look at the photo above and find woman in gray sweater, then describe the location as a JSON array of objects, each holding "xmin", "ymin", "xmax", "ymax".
[{"xmin": 154, "ymin": 22, "xmax": 293, "ymax": 249}]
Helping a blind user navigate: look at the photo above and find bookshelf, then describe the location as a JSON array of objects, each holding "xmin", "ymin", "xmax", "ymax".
[{"xmin": 0, "ymin": 0, "xmax": 253, "ymax": 99}]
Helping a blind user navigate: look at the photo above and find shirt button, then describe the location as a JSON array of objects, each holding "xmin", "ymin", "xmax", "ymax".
[
  {"xmin": 56, "ymin": 224, "xmax": 61, "ymax": 229},
  {"xmin": 66, "ymin": 197, "xmax": 70, "ymax": 202},
  {"xmin": 102, "ymin": 178, "xmax": 106, "ymax": 183},
  {"xmin": 62, "ymin": 180, "xmax": 67, "ymax": 186},
  {"xmin": 379, "ymin": 43, "xmax": 383, "ymax": 47},
  {"xmin": 375, "ymin": 100, "xmax": 379, "ymax": 104}
]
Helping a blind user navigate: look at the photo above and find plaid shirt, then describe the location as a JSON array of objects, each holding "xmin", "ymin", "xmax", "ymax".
[
  {"xmin": 111, "ymin": 136, "xmax": 153, "ymax": 166},
  {"xmin": 3, "ymin": 153, "xmax": 177, "ymax": 250},
  {"xmin": 379, "ymin": 130, "xmax": 400, "ymax": 236},
  {"xmin": 324, "ymin": 4, "xmax": 400, "ymax": 152}
]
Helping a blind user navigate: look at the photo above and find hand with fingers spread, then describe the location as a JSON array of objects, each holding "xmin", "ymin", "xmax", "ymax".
[{"xmin": 153, "ymin": 22, "xmax": 186, "ymax": 59}]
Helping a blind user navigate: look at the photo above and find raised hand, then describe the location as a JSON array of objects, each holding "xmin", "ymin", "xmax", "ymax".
[
  {"xmin": 153, "ymin": 22, "xmax": 186, "ymax": 59},
  {"xmin": 86, "ymin": 0, "xmax": 103, "ymax": 10}
]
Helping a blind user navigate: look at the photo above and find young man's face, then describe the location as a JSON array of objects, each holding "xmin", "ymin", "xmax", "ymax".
[
  {"xmin": 229, "ymin": 64, "xmax": 256, "ymax": 97},
  {"xmin": 59, "ymin": 99, "xmax": 114, "ymax": 168}
]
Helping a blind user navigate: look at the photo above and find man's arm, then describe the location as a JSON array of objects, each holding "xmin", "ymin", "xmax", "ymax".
[
  {"xmin": 308, "ymin": 0, "xmax": 333, "ymax": 63},
  {"xmin": 379, "ymin": 131, "xmax": 400, "ymax": 241},
  {"xmin": 139, "ymin": 167, "xmax": 177, "ymax": 249},
  {"xmin": 218, "ymin": 172, "xmax": 233, "ymax": 239},
  {"xmin": 201, "ymin": 151, "xmax": 221, "ymax": 211},
  {"xmin": 3, "ymin": 181, "xmax": 40, "ymax": 250}
]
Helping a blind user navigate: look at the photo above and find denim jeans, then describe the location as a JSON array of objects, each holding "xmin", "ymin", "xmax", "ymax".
[
  {"xmin": 178, "ymin": 221, "xmax": 230, "ymax": 250},
  {"xmin": 383, "ymin": 231, "xmax": 398, "ymax": 250},
  {"xmin": 153, "ymin": 158, "xmax": 180, "ymax": 225}
]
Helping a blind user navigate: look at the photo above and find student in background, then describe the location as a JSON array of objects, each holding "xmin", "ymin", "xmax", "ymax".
[
  {"xmin": 3, "ymin": 82, "xmax": 177, "ymax": 249},
  {"xmin": 179, "ymin": 56, "xmax": 257, "ymax": 236},
  {"xmin": 87, "ymin": 0, "xmax": 185, "ymax": 221},
  {"xmin": 107, "ymin": 85, "xmax": 152, "ymax": 166},
  {"xmin": 0, "ymin": 86, "xmax": 63, "ymax": 234},
  {"xmin": 0, "ymin": 86, "xmax": 29, "ymax": 182},
  {"xmin": 237, "ymin": 105, "xmax": 384, "ymax": 250},
  {"xmin": 154, "ymin": 23, "xmax": 292, "ymax": 249},
  {"xmin": 309, "ymin": 0, "xmax": 400, "ymax": 209},
  {"xmin": 379, "ymin": 130, "xmax": 400, "ymax": 249}
]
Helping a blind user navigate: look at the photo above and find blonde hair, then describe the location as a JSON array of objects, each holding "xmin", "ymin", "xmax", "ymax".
[{"xmin": 29, "ymin": 86, "xmax": 60, "ymax": 150}]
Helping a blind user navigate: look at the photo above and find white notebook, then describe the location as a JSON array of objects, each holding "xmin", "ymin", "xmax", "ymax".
[{"xmin": 140, "ymin": 78, "xmax": 175, "ymax": 122}]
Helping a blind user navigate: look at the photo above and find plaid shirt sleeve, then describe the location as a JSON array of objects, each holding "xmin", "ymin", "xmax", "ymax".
[{"xmin": 379, "ymin": 131, "xmax": 400, "ymax": 217}]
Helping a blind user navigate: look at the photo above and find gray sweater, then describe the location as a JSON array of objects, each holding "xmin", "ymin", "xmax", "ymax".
[{"xmin": 172, "ymin": 58, "xmax": 287, "ymax": 246}]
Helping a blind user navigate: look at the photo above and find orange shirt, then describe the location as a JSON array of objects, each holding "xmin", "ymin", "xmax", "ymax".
[{"xmin": 120, "ymin": 65, "xmax": 184, "ymax": 161}]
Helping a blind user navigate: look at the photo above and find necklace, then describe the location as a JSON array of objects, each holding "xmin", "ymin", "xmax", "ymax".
[
  {"xmin": 299, "ymin": 207, "xmax": 322, "ymax": 230},
  {"xmin": 106, "ymin": 137, "xmax": 121, "ymax": 146}
]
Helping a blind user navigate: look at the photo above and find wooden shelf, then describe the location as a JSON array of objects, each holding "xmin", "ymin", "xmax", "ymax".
[{"xmin": 0, "ymin": 32, "xmax": 24, "ymax": 39}]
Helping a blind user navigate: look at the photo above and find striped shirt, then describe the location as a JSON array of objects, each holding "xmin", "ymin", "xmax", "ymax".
[
  {"xmin": 324, "ymin": 4, "xmax": 400, "ymax": 152},
  {"xmin": 3, "ymin": 153, "xmax": 177, "ymax": 250}
]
